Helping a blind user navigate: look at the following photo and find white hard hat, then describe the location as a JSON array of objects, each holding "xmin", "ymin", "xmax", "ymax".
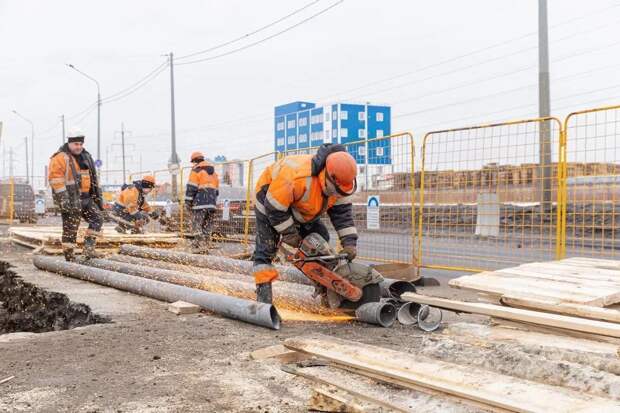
[{"xmin": 67, "ymin": 128, "xmax": 85, "ymax": 139}]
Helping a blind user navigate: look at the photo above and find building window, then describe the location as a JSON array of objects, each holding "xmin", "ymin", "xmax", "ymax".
[
  {"xmin": 299, "ymin": 134, "xmax": 307, "ymax": 143},
  {"xmin": 332, "ymin": 111, "xmax": 338, "ymax": 120},
  {"xmin": 299, "ymin": 117, "xmax": 308, "ymax": 127},
  {"xmin": 376, "ymin": 147, "xmax": 384, "ymax": 156},
  {"xmin": 277, "ymin": 122, "xmax": 284, "ymax": 131},
  {"xmin": 288, "ymin": 120, "xmax": 296, "ymax": 128},
  {"xmin": 288, "ymin": 136, "xmax": 295, "ymax": 145},
  {"xmin": 358, "ymin": 112, "xmax": 365, "ymax": 121},
  {"xmin": 359, "ymin": 129, "xmax": 366, "ymax": 138},
  {"xmin": 340, "ymin": 110, "xmax": 348, "ymax": 120},
  {"xmin": 332, "ymin": 129, "xmax": 337, "ymax": 138},
  {"xmin": 277, "ymin": 138, "xmax": 285, "ymax": 146},
  {"xmin": 325, "ymin": 113, "xmax": 330, "ymax": 122},
  {"xmin": 376, "ymin": 112, "xmax": 384, "ymax": 122},
  {"xmin": 376, "ymin": 129, "xmax": 384, "ymax": 138},
  {"xmin": 358, "ymin": 146, "xmax": 366, "ymax": 156},
  {"xmin": 340, "ymin": 128, "xmax": 348, "ymax": 138}
]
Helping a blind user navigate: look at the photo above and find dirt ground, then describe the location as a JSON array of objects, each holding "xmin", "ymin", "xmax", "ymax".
[{"xmin": 0, "ymin": 224, "xmax": 488, "ymax": 413}]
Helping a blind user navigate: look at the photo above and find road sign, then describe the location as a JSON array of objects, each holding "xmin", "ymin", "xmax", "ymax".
[
  {"xmin": 95, "ymin": 159, "xmax": 102, "ymax": 168},
  {"xmin": 367, "ymin": 195, "xmax": 380, "ymax": 230}
]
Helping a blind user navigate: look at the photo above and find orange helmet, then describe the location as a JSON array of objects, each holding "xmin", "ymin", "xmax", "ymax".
[
  {"xmin": 190, "ymin": 151, "xmax": 204, "ymax": 163},
  {"xmin": 325, "ymin": 151, "xmax": 357, "ymax": 195},
  {"xmin": 141, "ymin": 175, "xmax": 156, "ymax": 188}
]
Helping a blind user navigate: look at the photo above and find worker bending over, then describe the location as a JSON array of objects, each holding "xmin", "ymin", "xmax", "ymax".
[
  {"xmin": 252, "ymin": 143, "xmax": 358, "ymax": 304},
  {"xmin": 185, "ymin": 151, "xmax": 219, "ymax": 253},
  {"xmin": 112, "ymin": 175, "xmax": 159, "ymax": 234},
  {"xmin": 48, "ymin": 129, "xmax": 104, "ymax": 261}
]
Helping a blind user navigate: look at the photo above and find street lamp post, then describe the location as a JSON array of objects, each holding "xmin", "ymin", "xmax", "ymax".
[
  {"xmin": 67, "ymin": 64, "xmax": 102, "ymax": 172},
  {"xmin": 12, "ymin": 110, "xmax": 34, "ymax": 186}
]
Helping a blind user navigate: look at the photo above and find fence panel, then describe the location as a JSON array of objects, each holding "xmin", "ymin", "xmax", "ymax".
[
  {"xmin": 244, "ymin": 152, "xmax": 279, "ymax": 246},
  {"xmin": 418, "ymin": 118, "xmax": 562, "ymax": 272},
  {"xmin": 208, "ymin": 160, "xmax": 248, "ymax": 243},
  {"xmin": 562, "ymin": 105, "xmax": 620, "ymax": 259}
]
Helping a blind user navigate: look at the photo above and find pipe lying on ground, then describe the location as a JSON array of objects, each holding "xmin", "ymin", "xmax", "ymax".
[
  {"xmin": 354, "ymin": 301, "xmax": 396, "ymax": 328},
  {"xmin": 397, "ymin": 302, "xmax": 420, "ymax": 326},
  {"xmin": 119, "ymin": 245, "xmax": 409, "ymax": 293},
  {"xmin": 380, "ymin": 279, "xmax": 417, "ymax": 301},
  {"xmin": 85, "ymin": 258, "xmax": 340, "ymax": 316},
  {"xmin": 33, "ymin": 256, "xmax": 281, "ymax": 330},
  {"xmin": 119, "ymin": 245, "xmax": 312, "ymax": 286}
]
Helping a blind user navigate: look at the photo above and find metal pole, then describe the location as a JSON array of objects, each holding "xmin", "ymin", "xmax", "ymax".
[
  {"xmin": 97, "ymin": 90, "xmax": 101, "ymax": 170},
  {"xmin": 538, "ymin": 0, "xmax": 552, "ymax": 211},
  {"xmin": 8, "ymin": 147, "xmax": 14, "ymax": 177},
  {"xmin": 12, "ymin": 111, "xmax": 34, "ymax": 187},
  {"xmin": 364, "ymin": 102, "xmax": 369, "ymax": 190},
  {"xmin": 33, "ymin": 256, "xmax": 281, "ymax": 330},
  {"xmin": 24, "ymin": 137, "xmax": 29, "ymax": 184},
  {"xmin": 121, "ymin": 122, "xmax": 126, "ymax": 184},
  {"xmin": 61, "ymin": 114, "xmax": 65, "ymax": 145},
  {"xmin": 168, "ymin": 52, "xmax": 181, "ymax": 199}
]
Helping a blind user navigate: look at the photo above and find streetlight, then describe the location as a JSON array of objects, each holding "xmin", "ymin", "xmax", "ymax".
[
  {"xmin": 66, "ymin": 63, "xmax": 102, "ymax": 171},
  {"xmin": 12, "ymin": 110, "xmax": 34, "ymax": 186}
]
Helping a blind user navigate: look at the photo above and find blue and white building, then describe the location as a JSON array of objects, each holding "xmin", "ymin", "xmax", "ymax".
[{"xmin": 274, "ymin": 101, "xmax": 392, "ymax": 189}]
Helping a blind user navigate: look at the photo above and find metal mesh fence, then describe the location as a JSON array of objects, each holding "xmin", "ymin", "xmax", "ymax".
[
  {"xmin": 562, "ymin": 105, "xmax": 620, "ymax": 259},
  {"xmin": 418, "ymin": 118, "xmax": 562, "ymax": 271}
]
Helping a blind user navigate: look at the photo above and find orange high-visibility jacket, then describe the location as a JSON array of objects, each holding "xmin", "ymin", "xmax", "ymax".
[
  {"xmin": 48, "ymin": 151, "xmax": 92, "ymax": 195},
  {"xmin": 115, "ymin": 184, "xmax": 152, "ymax": 215},
  {"xmin": 184, "ymin": 161, "xmax": 219, "ymax": 210},
  {"xmin": 254, "ymin": 144, "xmax": 357, "ymax": 246}
]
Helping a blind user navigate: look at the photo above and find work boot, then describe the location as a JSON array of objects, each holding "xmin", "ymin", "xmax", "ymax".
[
  {"xmin": 114, "ymin": 225, "xmax": 126, "ymax": 234},
  {"xmin": 256, "ymin": 282, "xmax": 273, "ymax": 304},
  {"xmin": 83, "ymin": 236, "xmax": 104, "ymax": 260},
  {"xmin": 62, "ymin": 246, "xmax": 75, "ymax": 262}
]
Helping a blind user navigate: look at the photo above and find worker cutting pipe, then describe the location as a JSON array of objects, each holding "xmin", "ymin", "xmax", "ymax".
[
  {"xmin": 111, "ymin": 175, "xmax": 160, "ymax": 234},
  {"xmin": 252, "ymin": 143, "xmax": 383, "ymax": 306}
]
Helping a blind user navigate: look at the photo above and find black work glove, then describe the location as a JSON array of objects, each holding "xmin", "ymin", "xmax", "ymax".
[
  {"xmin": 58, "ymin": 192, "xmax": 73, "ymax": 212},
  {"xmin": 280, "ymin": 228, "xmax": 302, "ymax": 248},
  {"xmin": 149, "ymin": 210, "xmax": 160, "ymax": 220},
  {"xmin": 341, "ymin": 245, "xmax": 357, "ymax": 261}
]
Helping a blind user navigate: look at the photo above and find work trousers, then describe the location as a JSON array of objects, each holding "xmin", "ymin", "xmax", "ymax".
[
  {"xmin": 61, "ymin": 197, "xmax": 103, "ymax": 245},
  {"xmin": 191, "ymin": 208, "xmax": 216, "ymax": 244}
]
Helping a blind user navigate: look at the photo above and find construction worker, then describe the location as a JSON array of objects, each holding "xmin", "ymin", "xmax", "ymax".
[
  {"xmin": 111, "ymin": 175, "xmax": 160, "ymax": 234},
  {"xmin": 185, "ymin": 151, "xmax": 219, "ymax": 253},
  {"xmin": 48, "ymin": 128, "xmax": 104, "ymax": 261},
  {"xmin": 252, "ymin": 143, "xmax": 358, "ymax": 304}
]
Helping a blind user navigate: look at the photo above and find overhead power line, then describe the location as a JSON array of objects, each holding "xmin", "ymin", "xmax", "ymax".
[
  {"xmin": 175, "ymin": 0, "xmax": 344, "ymax": 66},
  {"xmin": 176, "ymin": 0, "xmax": 322, "ymax": 60}
]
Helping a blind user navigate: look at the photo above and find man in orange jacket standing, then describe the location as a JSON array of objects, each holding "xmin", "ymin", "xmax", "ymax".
[
  {"xmin": 252, "ymin": 143, "xmax": 359, "ymax": 304},
  {"xmin": 48, "ymin": 129, "xmax": 104, "ymax": 261},
  {"xmin": 184, "ymin": 151, "xmax": 219, "ymax": 253}
]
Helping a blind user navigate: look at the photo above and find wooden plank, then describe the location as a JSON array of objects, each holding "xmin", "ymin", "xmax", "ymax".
[
  {"xmin": 519, "ymin": 262, "xmax": 620, "ymax": 279},
  {"xmin": 495, "ymin": 267, "xmax": 620, "ymax": 287},
  {"xmin": 444, "ymin": 322, "xmax": 620, "ymax": 356},
  {"xmin": 561, "ymin": 257, "xmax": 620, "ymax": 270},
  {"xmin": 283, "ymin": 364, "xmax": 411, "ymax": 413},
  {"xmin": 308, "ymin": 387, "xmax": 373, "ymax": 413},
  {"xmin": 448, "ymin": 274, "xmax": 613, "ymax": 306},
  {"xmin": 500, "ymin": 294, "xmax": 620, "ymax": 323},
  {"xmin": 284, "ymin": 335, "xmax": 620, "ymax": 413},
  {"xmin": 402, "ymin": 293, "xmax": 620, "ymax": 338}
]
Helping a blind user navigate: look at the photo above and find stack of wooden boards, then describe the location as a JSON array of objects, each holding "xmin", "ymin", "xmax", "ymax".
[
  {"xmin": 253, "ymin": 335, "xmax": 620, "ymax": 412},
  {"xmin": 9, "ymin": 226, "xmax": 180, "ymax": 254},
  {"xmin": 397, "ymin": 257, "xmax": 620, "ymax": 347}
]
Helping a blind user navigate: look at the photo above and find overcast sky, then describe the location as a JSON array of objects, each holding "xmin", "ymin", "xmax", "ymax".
[{"xmin": 2, "ymin": 0, "xmax": 620, "ymax": 185}]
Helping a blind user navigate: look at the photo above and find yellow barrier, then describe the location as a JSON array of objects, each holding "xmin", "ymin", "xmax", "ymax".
[
  {"xmin": 561, "ymin": 105, "xmax": 620, "ymax": 259},
  {"xmin": 417, "ymin": 117, "xmax": 563, "ymax": 272},
  {"xmin": 243, "ymin": 152, "xmax": 279, "ymax": 246},
  {"xmin": 8, "ymin": 177, "xmax": 15, "ymax": 224}
]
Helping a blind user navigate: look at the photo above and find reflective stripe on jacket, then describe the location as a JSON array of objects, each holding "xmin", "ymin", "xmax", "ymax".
[
  {"xmin": 254, "ymin": 146, "xmax": 357, "ymax": 246},
  {"xmin": 185, "ymin": 161, "xmax": 219, "ymax": 210}
]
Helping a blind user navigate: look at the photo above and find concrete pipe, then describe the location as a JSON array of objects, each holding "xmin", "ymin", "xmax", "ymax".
[
  {"xmin": 396, "ymin": 302, "xmax": 420, "ymax": 326},
  {"xmin": 354, "ymin": 301, "xmax": 396, "ymax": 328},
  {"xmin": 119, "ymin": 245, "xmax": 312, "ymax": 286},
  {"xmin": 33, "ymin": 256, "xmax": 281, "ymax": 330},
  {"xmin": 84, "ymin": 258, "xmax": 340, "ymax": 316},
  {"xmin": 379, "ymin": 279, "xmax": 417, "ymax": 301}
]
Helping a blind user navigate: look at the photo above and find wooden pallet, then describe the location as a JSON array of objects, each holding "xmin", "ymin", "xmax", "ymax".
[{"xmin": 448, "ymin": 258, "xmax": 620, "ymax": 321}]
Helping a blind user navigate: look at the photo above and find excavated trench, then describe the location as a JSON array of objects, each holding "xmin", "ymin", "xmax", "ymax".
[{"xmin": 0, "ymin": 261, "xmax": 106, "ymax": 334}]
